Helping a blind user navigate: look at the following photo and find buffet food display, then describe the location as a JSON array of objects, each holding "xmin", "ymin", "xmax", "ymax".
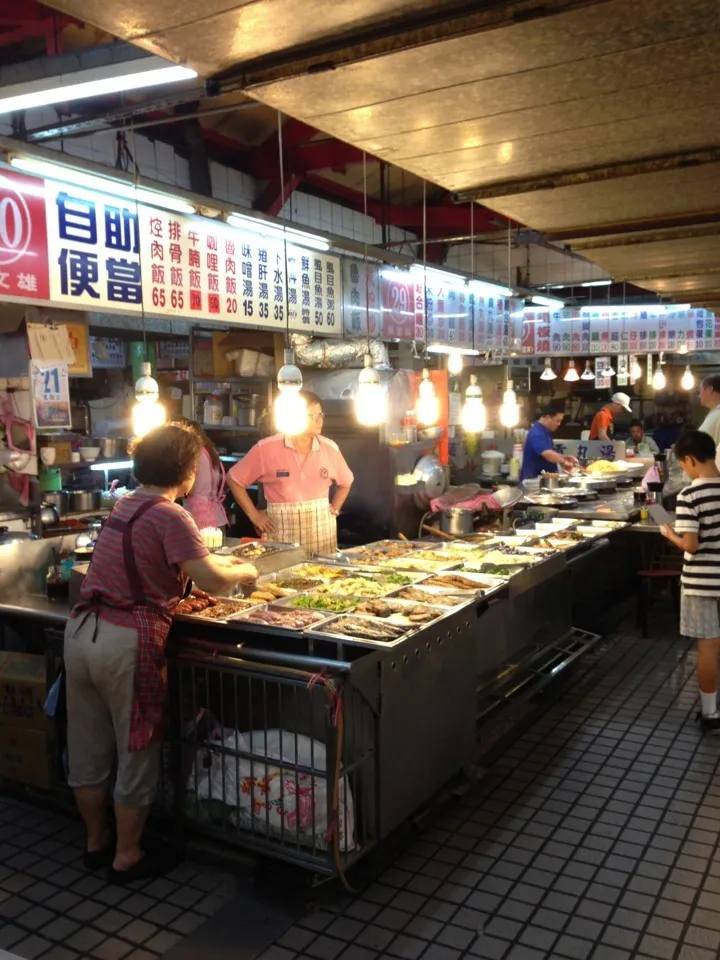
[{"xmin": 174, "ymin": 522, "xmax": 626, "ymax": 650}]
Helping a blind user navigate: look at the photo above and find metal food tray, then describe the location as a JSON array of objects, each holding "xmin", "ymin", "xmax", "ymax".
[
  {"xmin": 304, "ymin": 614, "xmax": 415, "ymax": 650},
  {"xmin": 271, "ymin": 594, "xmax": 360, "ymax": 615},
  {"xmin": 173, "ymin": 598, "xmax": 265, "ymax": 624},
  {"xmin": 350, "ymin": 596, "xmax": 449, "ymax": 627},
  {"xmin": 381, "ymin": 556, "xmax": 463, "ymax": 573},
  {"xmin": 342, "ymin": 540, "xmax": 426, "ymax": 557},
  {"xmin": 227, "ymin": 603, "xmax": 333, "ymax": 637},
  {"xmin": 275, "ymin": 562, "xmax": 426, "ymax": 588}
]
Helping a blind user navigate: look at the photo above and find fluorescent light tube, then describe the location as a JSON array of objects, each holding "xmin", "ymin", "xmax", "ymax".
[
  {"xmin": 10, "ymin": 156, "xmax": 196, "ymax": 214},
  {"xmin": 531, "ymin": 295, "xmax": 565, "ymax": 309},
  {"xmin": 580, "ymin": 280, "xmax": 612, "ymax": 287},
  {"xmin": 0, "ymin": 59, "xmax": 196, "ymax": 115}
]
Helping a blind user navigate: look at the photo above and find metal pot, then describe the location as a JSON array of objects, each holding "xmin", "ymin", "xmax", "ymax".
[
  {"xmin": 42, "ymin": 490, "xmax": 69, "ymax": 515},
  {"xmin": 412, "ymin": 454, "xmax": 447, "ymax": 509},
  {"xmin": 541, "ymin": 473, "xmax": 562, "ymax": 490},
  {"xmin": 39, "ymin": 503, "xmax": 60, "ymax": 526},
  {"xmin": 96, "ymin": 438, "xmax": 128, "ymax": 459},
  {"xmin": 232, "ymin": 395, "xmax": 259, "ymax": 427},
  {"xmin": 441, "ymin": 508, "xmax": 475, "ymax": 536},
  {"xmin": 68, "ymin": 490, "xmax": 102, "ymax": 513}
]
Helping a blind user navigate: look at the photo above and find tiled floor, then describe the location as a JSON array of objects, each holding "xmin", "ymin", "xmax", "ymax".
[
  {"xmin": 0, "ymin": 801, "xmax": 236, "ymax": 960},
  {"xmin": 259, "ymin": 626, "xmax": 720, "ymax": 960},
  {"xmin": 3, "ymin": 623, "xmax": 720, "ymax": 960}
]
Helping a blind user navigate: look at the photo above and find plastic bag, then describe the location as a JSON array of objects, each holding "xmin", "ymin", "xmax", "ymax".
[{"xmin": 191, "ymin": 728, "xmax": 355, "ymax": 852}]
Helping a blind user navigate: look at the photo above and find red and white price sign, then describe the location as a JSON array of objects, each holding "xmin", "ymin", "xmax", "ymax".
[
  {"xmin": 380, "ymin": 272, "xmax": 425, "ymax": 341},
  {"xmin": 0, "ymin": 170, "xmax": 49, "ymax": 301}
]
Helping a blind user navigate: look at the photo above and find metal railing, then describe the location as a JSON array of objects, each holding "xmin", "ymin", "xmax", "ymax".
[{"xmin": 162, "ymin": 640, "xmax": 379, "ymax": 875}]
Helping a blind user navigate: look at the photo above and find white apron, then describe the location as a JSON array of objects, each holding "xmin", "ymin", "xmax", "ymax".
[{"xmin": 266, "ymin": 498, "xmax": 337, "ymax": 556}]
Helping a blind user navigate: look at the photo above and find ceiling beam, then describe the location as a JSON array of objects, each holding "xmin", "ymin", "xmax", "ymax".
[
  {"xmin": 565, "ymin": 220, "xmax": 720, "ymax": 249},
  {"xmin": 228, "ymin": 0, "xmax": 617, "ymax": 89},
  {"xmin": 452, "ymin": 148, "xmax": 720, "ymax": 202},
  {"xmin": 255, "ymin": 172, "xmax": 302, "ymax": 216}
]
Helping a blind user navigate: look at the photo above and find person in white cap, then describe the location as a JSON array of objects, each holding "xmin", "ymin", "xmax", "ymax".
[{"xmin": 589, "ymin": 392, "xmax": 633, "ymax": 441}]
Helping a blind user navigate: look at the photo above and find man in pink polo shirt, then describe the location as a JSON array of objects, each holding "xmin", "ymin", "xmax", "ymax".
[{"xmin": 227, "ymin": 392, "xmax": 354, "ymax": 555}]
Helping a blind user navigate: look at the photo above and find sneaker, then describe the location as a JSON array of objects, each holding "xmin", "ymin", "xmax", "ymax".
[{"xmin": 697, "ymin": 711, "xmax": 720, "ymax": 735}]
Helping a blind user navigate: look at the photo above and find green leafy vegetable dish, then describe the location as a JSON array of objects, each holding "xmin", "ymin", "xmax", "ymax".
[
  {"xmin": 384, "ymin": 572, "xmax": 413, "ymax": 585},
  {"xmin": 290, "ymin": 596, "xmax": 356, "ymax": 613}
]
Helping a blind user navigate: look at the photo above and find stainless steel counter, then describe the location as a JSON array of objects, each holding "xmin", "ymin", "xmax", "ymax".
[
  {"xmin": 0, "ymin": 594, "xmax": 70, "ymax": 625},
  {"xmin": 557, "ymin": 492, "xmax": 640, "ymax": 522}
]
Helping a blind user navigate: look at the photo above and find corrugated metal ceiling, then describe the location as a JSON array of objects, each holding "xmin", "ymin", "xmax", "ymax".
[{"xmin": 41, "ymin": 0, "xmax": 720, "ymax": 307}]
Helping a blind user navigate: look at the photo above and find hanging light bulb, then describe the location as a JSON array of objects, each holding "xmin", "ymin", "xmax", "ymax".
[
  {"xmin": 653, "ymin": 353, "xmax": 666, "ymax": 391},
  {"xmin": 461, "ymin": 374, "xmax": 486, "ymax": 433},
  {"xmin": 274, "ymin": 348, "xmax": 307, "ymax": 435},
  {"xmin": 499, "ymin": 379, "xmax": 520, "ymax": 428},
  {"xmin": 678, "ymin": 343, "xmax": 688, "ymax": 355},
  {"xmin": 681, "ymin": 365, "xmax": 695, "ymax": 391},
  {"xmin": 447, "ymin": 351, "xmax": 464, "ymax": 376},
  {"xmin": 355, "ymin": 354, "xmax": 386, "ymax": 427},
  {"xmin": 132, "ymin": 361, "xmax": 165, "ymax": 438},
  {"xmin": 563, "ymin": 359, "xmax": 580, "ymax": 382},
  {"xmin": 581, "ymin": 360, "xmax": 595, "ymax": 380},
  {"xmin": 605, "ymin": 360, "xmax": 616, "ymax": 377},
  {"xmin": 631, "ymin": 356, "xmax": 642, "ymax": 380},
  {"xmin": 416, "ymin": 368, "xmax": 440, "ymax": 427},
  {"xmin": 540, "ymin": 358, "xmax": 557, "ymax": 381}
]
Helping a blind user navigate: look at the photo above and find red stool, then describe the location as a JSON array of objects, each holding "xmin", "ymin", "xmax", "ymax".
[{"xmin": 636, "ymin": 568, "xmax": 681, "ymax": 637}]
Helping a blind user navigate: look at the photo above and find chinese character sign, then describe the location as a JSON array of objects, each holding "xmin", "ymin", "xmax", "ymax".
[
  {"xmin": 0, "ymin": 170, "xmax": 50, "ymax": 302},
  {"xmin": 30, "ymin": 361, "xmax": 71, "ymax": 428},
  {"xmin": 341, "ymin": 259, "xmax": 380, "ymax": 336},
  {"xmin": 380, "ymin": 270, "xmax": 425, "ymax": 340},
  {"xmin": 426, "ymin": 281, "xmax": 473, "ymax": 348},
  {"xmin": 286, "ymin": 248, "xmax": 341, "ymax": 332},
  {"xmin": 46, "ymin": 182, "xmax": 142, "ymax": 313}
]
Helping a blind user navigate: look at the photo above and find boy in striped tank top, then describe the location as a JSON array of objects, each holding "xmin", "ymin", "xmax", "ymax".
[{"xmin": 660, "ymin": 429, "xmax": 720, "ymax": 734}]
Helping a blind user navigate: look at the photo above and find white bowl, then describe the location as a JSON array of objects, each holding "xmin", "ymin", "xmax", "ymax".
[{"xmin": 80, "ymin": 447, "xmax": 101, "ymax": 462}]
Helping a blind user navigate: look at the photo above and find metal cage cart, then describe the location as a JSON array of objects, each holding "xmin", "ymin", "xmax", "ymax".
[{"xmin": 163, "ymin": 638, "xmax": 380, "ymax": 877}]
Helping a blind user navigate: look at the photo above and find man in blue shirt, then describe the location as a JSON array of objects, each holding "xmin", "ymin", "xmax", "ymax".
[{"xmin": 520, "ymin": 405, "xmax": 577, "ymax": 481}]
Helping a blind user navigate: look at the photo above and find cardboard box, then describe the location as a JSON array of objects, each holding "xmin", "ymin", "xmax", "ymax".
[
  {"xmin": 0, "ymin": 726, "xmax": 50, "ymax": 790},
  {"xmin": 0, "ymin": 653, "xmax": 48, "ymax": 731}
]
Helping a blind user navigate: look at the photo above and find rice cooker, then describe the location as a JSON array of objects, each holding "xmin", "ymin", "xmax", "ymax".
[{"xmin": 480, "ymin": 450, "xmax": 504, "ymax": 477}]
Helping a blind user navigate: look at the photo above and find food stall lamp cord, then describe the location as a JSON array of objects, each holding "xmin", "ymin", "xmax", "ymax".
[
  {"xmin": 275, "ymin": 348, "xmax": 307, "ymax": 435},
  {"xmin": 681, "ymin": 365, "xmax": 695, "ymax": 390},
  {"xmin": 540, "ymin": 358, "xmax": 557, "ymax": 381},
  {"xmin": 355, "ymin": 353, "xmax": 386, "ymax": 427},
  {"xmin": 447, "ymin": 351, "xmax": 464, "ymax": 376},
  {"xmin": 563, "ymin": 359, "xmax": 580, "ymax": 382},
  {"xmin": 461, "ymin": 374, "xmax": 486, "ymax": 433},
  {"xmin": 132, "ymin": 361, "xmax": 166, "ymax": 438},
  {"xmin": 653, "ymin": 353, "xmax": 667, "ymax": 391},
  {"xmin": 416, "ymin": 368, "xmax": 440, "ymax": 427},
  {"xmin": 581, "ymin": 360, "xmax": 595, "ymax": 380},
  {"xmin": 499, "ymin": 380, "xmax": 520, "ymax": 428}
]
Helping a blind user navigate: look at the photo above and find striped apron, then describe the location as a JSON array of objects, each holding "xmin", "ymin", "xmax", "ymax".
[{"xmin": 266, "ymin": 497, "xmax": 337, "ymax": 556}]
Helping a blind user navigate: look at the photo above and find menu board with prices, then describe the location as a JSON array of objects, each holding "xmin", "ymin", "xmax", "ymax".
[
  {"xmin": 379, "ymin": 270, "xmax": 425, "ymax": 340},
  {"xmin": 341, "ymin": 260, "xmax": 380, "ymax": 337},
  {"xmin": 425, "ymin": 282, "xmax": 473, "ymax": 349},
  {"xmin": 474, "ymin": 296, "xmax": 525, "ymax": 352},
  {"xmin": 42, "ymin": 180, "xmax": 342, "ymax": 335},
  {"xmin": 285, "ymin": 247, "xmax": 341, "ymax": 333}
]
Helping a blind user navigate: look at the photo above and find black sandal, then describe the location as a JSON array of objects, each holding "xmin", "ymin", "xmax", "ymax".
[
  {"xmin": 83, "ymin": 846, "xmax": 115, "ymax": 871},
  {"xmin": 107, "ymin": 849, "xmax": 179, "ymax": 885}
]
